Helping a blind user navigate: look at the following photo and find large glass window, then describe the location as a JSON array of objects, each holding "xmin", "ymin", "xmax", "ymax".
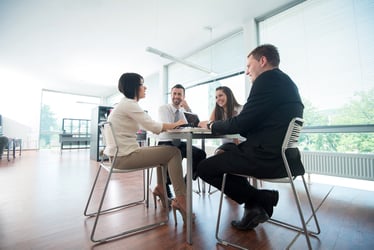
[
  {"xmin": 259, "ymin": 0, "xmax": 374, "ymax": 127},
  {"xmin": 258, "ymin": 0, "xmax": 374, "ymax": 153},
  {"xmin": 40, "ymin": 90, "xmax": 100, "ymax": 149}
]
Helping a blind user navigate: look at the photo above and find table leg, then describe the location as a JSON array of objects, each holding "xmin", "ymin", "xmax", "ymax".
[
  {"xmin": 7, "ymin": 140, "xmax": 10, "ymax": 161},
  {"xmin": 186, "ymin": 134, "xmax": 193, "ymax": 244},
  {"xmin": 200, "ymin": 139, "xmax": 206, "ymax": 193}
]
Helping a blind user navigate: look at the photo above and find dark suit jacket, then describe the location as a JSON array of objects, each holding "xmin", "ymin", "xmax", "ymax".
[{"xmin": 212, "ymin": 68, "xmax": 305, "ymax": 178}]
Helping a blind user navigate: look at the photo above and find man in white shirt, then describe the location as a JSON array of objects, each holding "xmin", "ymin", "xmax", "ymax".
[{"xmin": 158, "ymin": 84, "xmax": 206, "ymax": 198}]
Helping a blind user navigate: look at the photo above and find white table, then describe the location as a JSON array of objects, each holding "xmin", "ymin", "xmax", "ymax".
[{"xmin": 163, "ymin": 128, "xmax": 239, "ymax": 244}]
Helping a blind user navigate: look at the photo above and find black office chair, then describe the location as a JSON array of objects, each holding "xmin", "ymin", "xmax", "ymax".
[
  {"xmin": 84, "ymin": 122, "xmax": 169, "ymax": 243},
  {"xmin": 215, "ymin": 117, "xmax": 321, "ymax": 250}
]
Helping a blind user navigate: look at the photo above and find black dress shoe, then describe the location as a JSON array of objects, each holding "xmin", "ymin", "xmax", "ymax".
[{"xmin": 231, "ymin": 206, "xmax": 270, "ymax": 230}]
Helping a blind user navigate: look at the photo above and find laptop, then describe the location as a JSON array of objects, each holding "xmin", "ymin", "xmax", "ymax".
[
  {"xmin": 171, "ymin": 111, "xmax": 210, "ymax": 132},
  {"xmin": 183, "ymin": 111, "xmax": 200, "ymax": 127}
]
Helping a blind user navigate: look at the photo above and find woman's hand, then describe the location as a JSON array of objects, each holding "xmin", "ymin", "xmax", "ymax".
[{"xmin": 162, "ymin": 119, "xmax": 187, "ymax": 131}]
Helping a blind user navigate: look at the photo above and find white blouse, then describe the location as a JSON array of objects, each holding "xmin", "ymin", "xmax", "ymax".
[{"xmin": 104, "ymin": 97, "xmax": 163, "ymax": 157}]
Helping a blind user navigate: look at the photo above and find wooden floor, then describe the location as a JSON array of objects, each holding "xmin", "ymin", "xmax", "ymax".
[{"xmin": 1, "ymin": 149, "xmax": 373, "ymax": 250}]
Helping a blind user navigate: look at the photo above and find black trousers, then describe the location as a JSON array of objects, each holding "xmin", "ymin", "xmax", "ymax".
[
  {"xmin": 158, "ymin": 141, "xmax": 206, "ymax": 183},
  {"xmin": 197, "ymin": 143, "xmax": 266, "ymax": 207}
]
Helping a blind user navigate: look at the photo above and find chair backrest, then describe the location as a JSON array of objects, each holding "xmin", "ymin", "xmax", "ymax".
[
  {"xmin": 99, "ymin": 121, "xmax": 119, "ymax": 163},
  {"xmin": 277, "ymin": 117, "xmax": 304, "ymax": 179},
  {"xmin": 282, "ymin": 117, "xmax": 304, "ymax": 152}
]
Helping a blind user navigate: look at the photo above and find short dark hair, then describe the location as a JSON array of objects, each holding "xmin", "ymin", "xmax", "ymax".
[
  {"xmin": 171, "ymin": 84, "xmax": 186, "ymax": 95},
  {"xmin": 248, "ymin": 44, "xmax": 280, "ymax": 67},
  {"xmin": 118, "ymin": 73, "xmax": 143, "ymax": 99}
]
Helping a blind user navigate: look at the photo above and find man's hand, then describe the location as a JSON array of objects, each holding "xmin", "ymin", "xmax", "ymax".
[
  {"xmin": 174, "ymin": 119, "xmax": 187, "ymax": 128},
  {"xmin": 180, "ymin": 100, "xmax": 191, "ymax": 112}
]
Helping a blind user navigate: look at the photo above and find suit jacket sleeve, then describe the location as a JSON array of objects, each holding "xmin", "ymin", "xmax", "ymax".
[{"xmin": 211, "ymin": 69, "xmax": 303, "ymax": 138}]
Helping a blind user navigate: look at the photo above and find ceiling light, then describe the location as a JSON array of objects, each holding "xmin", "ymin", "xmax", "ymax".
[{"xmin": 146, "ymin": 46, "xmax": 215, "ymax": 74}]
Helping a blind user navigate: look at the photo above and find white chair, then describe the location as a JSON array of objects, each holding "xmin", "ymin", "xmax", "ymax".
[
  {"xmin": 215, "ymin": 117, "xmax": 321, "ymax": 250},
  {"xmin": 84, "ymin": 121, "xmax": 169, "ymax": 243}
]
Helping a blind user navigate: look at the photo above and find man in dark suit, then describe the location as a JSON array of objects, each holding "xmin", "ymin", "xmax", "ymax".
[{"xmin": 197, "ymin": 44, "xmax": 305, "ymax": 230}]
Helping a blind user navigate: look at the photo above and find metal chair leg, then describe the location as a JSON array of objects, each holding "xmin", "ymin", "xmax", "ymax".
[
  {"xmin": 84, "ymin": 164, "xmax": 169, "ymax": 243},
  {"xmin": 84, "ymin": 164, "xmax": 103, "ymax": 217},
  {"xmin": 215, "ymin": 174, "xmax": 320, "ymax": 250},
  {"xmin": 263, "ymin": 176, "xmax": 320, "ymax": 250},
  {"xmin": 215, "ymin": 173, "xmax": 248, "ymax": 250}
]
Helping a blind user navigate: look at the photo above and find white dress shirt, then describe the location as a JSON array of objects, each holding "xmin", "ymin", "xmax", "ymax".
[
  {"xmin": 104, "ymin": 97, "xmax": 163, "ymax": 157},
  {"xmin": 158, "ymin": 103, "xmax": 188, "ymax": 141}
]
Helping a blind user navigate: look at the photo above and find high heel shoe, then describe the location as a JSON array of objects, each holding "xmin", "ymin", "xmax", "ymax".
[
  {"xmin": 171, "ymin": 198, "xmax": 195, "ymax": 225},
  {"xmin": 152, "ymin": 186, "xmax": 168, "ymax": 209}
]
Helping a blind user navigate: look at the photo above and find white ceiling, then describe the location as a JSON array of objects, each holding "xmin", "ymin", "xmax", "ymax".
[{"xmin": 0, "ymin": 0, "xmax": 298, "ymax": 97}]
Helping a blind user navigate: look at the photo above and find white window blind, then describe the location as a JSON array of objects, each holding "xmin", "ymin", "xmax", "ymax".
[{"xmin": 259, "ymin": 0, "xmax": 374, "ymax": 114}]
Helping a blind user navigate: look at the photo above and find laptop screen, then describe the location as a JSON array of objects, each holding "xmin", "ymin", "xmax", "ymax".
[{"xmin": 183, "ymin": 112, "xmax": 200, "ymax": 127}]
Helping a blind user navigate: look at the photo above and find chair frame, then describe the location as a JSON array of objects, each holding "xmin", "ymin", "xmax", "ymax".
[
  {"xmin": 84, "ymin": 122, "xmax": 169, "ymax": 243},
  {"xmin": 215, "ymin": 117, "xmax": 321, "ymax": 250}
]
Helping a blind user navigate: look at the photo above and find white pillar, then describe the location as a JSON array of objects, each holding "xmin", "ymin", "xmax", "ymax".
[{"xmin": 242, "ymin": 19, "xmax": 258, "ymax": 96}]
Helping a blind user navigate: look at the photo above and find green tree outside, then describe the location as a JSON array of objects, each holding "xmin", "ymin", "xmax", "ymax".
[
  {"xmin": 39, "ymin": 104, "xmax": 59, "ymax": 148},
  {"xmin": 301, "ymin": 89, "xmax": 374, "ymax": 153}
]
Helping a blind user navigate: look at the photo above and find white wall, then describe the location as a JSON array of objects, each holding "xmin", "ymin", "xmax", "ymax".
[{"xmin": 0, "ymin": 67, "xmax": 42, "ymax": 149}]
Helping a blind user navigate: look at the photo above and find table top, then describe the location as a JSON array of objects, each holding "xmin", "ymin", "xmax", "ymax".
[
  {"xmin": 166, "ymin": 127, "xmax": 211, "ymax": 133},
  {"xmin": 163, "ymin": 129, "xmax": 239, "ymax": 140}
]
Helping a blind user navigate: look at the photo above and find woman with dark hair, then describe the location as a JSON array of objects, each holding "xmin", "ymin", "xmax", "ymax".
[
  {"xmin": 208, "ymin": 86, "xmax": 243, "ymax": 153},
  {"xmin": 104, "ymin": 72, "xmax": 189, "ymax": 224},
  {"xmin": 211, "ymin": 86, "xmax": 242, "ymax": 121}
]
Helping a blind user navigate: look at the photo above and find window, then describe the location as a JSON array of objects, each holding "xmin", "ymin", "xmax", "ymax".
[
  {"xmin": 258, "ymin": 0, "xmax": 374, "ymax": 127},
  {"xmin": 258, "ymin": 0, "xmax": 374, "ymax": 153},
  {"xmin": 40, "ymin": 90, "xmax": 100, "ymax": 148}
]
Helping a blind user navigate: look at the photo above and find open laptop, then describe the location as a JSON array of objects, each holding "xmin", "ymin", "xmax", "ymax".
[
  {"xmin": 170, "ymin": 111, "xmax": 210, "ymax": 132},
  {"xmin": 167, "ymin": 111, "xmax": 210, "ymax": 133},
  {"xmin": 183, "ymin": 111, "xmax": 200, "ymax": 127}
]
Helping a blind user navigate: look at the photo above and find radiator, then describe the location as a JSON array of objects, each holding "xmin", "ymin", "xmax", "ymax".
[{"xmin": 301, "ymin": 151, "xmax": 374, "ymax": 181}]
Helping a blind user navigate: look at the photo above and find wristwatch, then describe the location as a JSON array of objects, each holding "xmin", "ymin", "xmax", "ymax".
[{"xmin": 207, "ymin": 121, "xmax": 213, "ymax": 130}]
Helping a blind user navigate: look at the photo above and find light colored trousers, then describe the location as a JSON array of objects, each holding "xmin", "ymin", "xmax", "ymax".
[{"xmin": 114, "ymin": 145, "xmax": 186, "ymax": 196}]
